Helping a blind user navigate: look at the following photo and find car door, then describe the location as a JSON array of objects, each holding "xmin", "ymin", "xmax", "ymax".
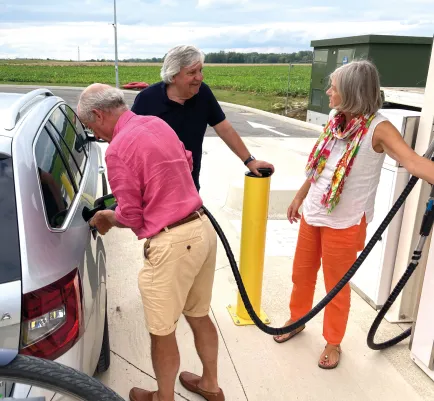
[
  {"xmin": 60, "ymin": 104, "xmax": 108, "ymax": 372},
  {"xmin": 28, "ymin": 104, "xmax": 106, "ymax": 374}
]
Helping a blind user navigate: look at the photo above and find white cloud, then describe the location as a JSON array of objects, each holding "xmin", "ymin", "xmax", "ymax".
[
  {"xmin": 161, "ymin": 0, "xmax": 178, "ymax": 6},
  {"xmin": 305, "ymin": 6, "xmax": 336, "ymax": 12},
  {"xmin": 0, "ymin": 0, "xmax": 433, "ymax": 59},
  {"xmin": 197, "ymin": 0, "xmax": 248, "ymax": 8},
  {"xmin": 1, "ymin": 19, "xmax": 431, "ymax": 60}
]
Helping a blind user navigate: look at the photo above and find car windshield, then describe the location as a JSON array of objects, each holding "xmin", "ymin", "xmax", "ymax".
[{"xmin": 0, "ymin": 156, "xmax": 21, "ymax": 284}]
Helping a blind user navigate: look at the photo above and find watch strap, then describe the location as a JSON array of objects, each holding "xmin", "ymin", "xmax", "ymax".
[{"xmin": 244, "ymin": 155, "xmax": 255, "ymax": 166}]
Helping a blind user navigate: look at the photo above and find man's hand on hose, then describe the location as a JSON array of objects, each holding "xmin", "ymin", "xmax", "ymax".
[
  {"xmin": 287, "ymin": 197, "xmax": 303, "ymax": 224},
  {"xmin": 246, "ymin": 159, "xmax": 275, "ymax": 176},
  {"xmin": 89, "ymin": 210, "xmax": 116, "ymax": 235}
]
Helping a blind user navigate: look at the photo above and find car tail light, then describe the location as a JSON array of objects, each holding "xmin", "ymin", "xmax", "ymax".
[{"xmin": 20, "ymin": 268, "xmax": 83, "ymax": 360}]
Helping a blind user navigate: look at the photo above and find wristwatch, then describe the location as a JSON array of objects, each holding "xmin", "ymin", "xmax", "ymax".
[{"xmin": 244, "ymin": 155, "xmax": 255, "ymax": 166}]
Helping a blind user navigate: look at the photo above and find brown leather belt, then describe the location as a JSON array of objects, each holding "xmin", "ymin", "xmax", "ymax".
[{"xmin": 161, "ymin": 207, "xmax": 204, "ymax": 232}]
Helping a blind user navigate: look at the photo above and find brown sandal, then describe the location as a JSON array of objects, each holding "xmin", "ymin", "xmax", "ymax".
[
  {"xmin": 318, "ymin": 345, "xmax": 341, "ymax": 369},
  {"xmin": 273, "ymin": 323, "xmax": 305, "ymax": 344}
]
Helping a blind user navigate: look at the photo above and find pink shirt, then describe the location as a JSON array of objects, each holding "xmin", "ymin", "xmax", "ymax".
[{"xmin": 105, "ymin": 111, "xmax": 203, "ymax": 239}]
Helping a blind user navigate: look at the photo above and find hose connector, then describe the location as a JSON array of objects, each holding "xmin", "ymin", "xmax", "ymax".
[{"xmin": 420, "ymin": 198, "xmax": 434, "ymax": 236}]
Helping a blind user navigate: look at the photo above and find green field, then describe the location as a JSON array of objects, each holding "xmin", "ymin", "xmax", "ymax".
[
  {"xmin": 0, "ymin": 63, "xmax": 311, "ymax": 96},
  {"xmin": 0, "ymin": 62, "xmax": 312, "ymax": 118}
]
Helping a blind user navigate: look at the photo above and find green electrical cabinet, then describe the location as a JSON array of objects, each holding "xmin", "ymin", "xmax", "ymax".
[{"xmin": 307, "ymin": 34, "xmax": 433, "ymax": 126}]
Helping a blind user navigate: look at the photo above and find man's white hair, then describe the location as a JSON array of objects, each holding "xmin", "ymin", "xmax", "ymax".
[
  {"xmin": 160, "ymin": 45, "xmax": 205, "ymax": 84},
  {"xmin": 78, "ymin": 84, "xmax": 128, "ymax": 123}
]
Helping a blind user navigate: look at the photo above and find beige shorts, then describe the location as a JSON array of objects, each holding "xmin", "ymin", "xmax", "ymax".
[{"xmin": 138, "ymin": 213, "xmax": 217, "ymax": 336}]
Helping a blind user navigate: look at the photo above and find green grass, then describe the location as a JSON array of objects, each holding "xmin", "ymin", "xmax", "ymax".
[
  {"xmin": 204, "ymin": 65, "xmax": 310, "ymax": 96},
  {"xmin": 213, "ymin": 89, "xmax": 297, "ymax": 113},
  {"xmin": 0, "ymin": 63, "xmax": 311, "ymax": 97},
  {"xmin": 0, "ymin": 62, "xmax": 311, "ymax": 117}
]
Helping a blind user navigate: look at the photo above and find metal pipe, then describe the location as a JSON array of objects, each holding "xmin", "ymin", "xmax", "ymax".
[{"xmin": 113, "ymin": 0, "xmax": 119, "ymax": 88}]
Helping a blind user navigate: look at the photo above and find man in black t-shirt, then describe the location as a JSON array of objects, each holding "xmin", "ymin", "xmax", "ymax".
[{"xmin": 131, "ymin": 44, "xmax": 274, "ymax": 191}]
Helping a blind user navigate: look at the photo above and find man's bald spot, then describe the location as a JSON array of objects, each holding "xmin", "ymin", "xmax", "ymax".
[
  {"xmin": 81, "ymin": 83, "xmax": 112, "ymax": 98},
  {"xmin": 78, "ymin": 83, "xmax": 111, "ymax": 116}
]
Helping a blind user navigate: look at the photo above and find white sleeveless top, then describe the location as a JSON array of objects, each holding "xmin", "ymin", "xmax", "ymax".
[{"xmin": 303, "ymin": 111, "xmax": 387, "ymax": 229}]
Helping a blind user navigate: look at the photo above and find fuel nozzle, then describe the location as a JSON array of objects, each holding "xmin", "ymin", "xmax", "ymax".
[
  {"xmin": 82, "ymin": 194, "xmax": 118, "ymax": 222},
  {"xmin": 420, "ymin": 197, "xmax": 434, "ymax": 237}
]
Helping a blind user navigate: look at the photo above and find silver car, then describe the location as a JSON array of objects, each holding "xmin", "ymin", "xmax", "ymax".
[{"xmin": 0, "ymin": 88, "xmax": 110, "ymax": 398}]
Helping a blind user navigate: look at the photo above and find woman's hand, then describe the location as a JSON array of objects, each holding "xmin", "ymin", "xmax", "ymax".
[{"xmin": 287, "ymin": 197, "xmax": 303, "ymax": 224}]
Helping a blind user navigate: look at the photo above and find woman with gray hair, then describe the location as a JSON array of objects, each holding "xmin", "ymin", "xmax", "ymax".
[{"xmin": 273, "ymin": 60, "xmax": 434, "ymax": 369}]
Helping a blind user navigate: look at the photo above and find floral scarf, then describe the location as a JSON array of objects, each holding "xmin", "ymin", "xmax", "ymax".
[{"xmin": 305, "ymin": 111, "xmax": 376, "ymax": 213}]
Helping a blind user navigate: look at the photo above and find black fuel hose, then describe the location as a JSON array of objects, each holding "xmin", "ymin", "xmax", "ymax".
[
  {"xmin": 89, "ymin": 148, "xmax": 433, "ymax": 345},
  {"xmin": 366, "ymin": 262, "xmax": 416, "ymax": 350},
  {"xmin": 202, "ymin": 173, "xmax": 420, "ymax": 337},
  {"xmin": 367, "ymin": 194, "xmax": 434, "ymax": 349}
]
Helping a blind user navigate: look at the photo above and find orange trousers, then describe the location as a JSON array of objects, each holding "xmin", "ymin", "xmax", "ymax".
[{"xmin": 289, "ymin": 215, "xmax": 367, "ymax": 345}]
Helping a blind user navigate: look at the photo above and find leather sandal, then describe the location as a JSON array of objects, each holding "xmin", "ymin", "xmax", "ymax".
[
  {"xmin": 273, "ymin": 324, "xmax": 305, "ymax": 343},
  {"xmin": 318, "ymin": 345, "xmax": 342, "ymax": 369},
  {"xmin": 179, "ymin": 371, "xmax": 225, "ymax": 400}
]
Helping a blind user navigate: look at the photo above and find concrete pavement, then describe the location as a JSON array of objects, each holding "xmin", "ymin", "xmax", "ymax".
[
  {"xmin": 94, "ymin": 130, "xmax": 434, "ymax": 400},
  {"xmin": 2, "ymin": 84, "xmax": 433, "ymax": 399},
  {"xmin": 22, "ymin": 80, "xmax": 432, "ymax": 400}
]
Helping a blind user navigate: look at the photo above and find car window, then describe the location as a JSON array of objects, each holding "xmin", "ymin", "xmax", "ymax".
[
  {"xmin": 45, "ymin": 121, "xmax": 81, "ymax": 188},
  {"xmin": 0, "ymin": 156, "xmax": 21, "ymax": 284},
  {"xmin": 61, "ymin": 105, "xmax": 89, "ymax": 155},
  {"xmin": 49, "ymin": 107, "xmax": 86, "ymax": 184},
  {"xmin": 35, "ymin": 128, "xmax": 77, "ymax": 229}
]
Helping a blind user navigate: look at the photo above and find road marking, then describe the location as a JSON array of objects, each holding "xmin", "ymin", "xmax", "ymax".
[{"xmin": 247, "ymin": 121, "xmax": 289, "ymax": 136}]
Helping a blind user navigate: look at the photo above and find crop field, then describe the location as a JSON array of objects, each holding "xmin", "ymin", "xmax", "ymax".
[{"xmin": 0, "ymin": 62, "xmax": 312, "ymax": 97}]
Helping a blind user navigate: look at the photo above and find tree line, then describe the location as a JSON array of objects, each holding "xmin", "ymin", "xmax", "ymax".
[
  {"xmin": 87, "ymin": 50, "xmax": 313, "ymax": 64},
  {"xmin": 204, "ymin": 50, "xmax": 312, "ymax": 64}
]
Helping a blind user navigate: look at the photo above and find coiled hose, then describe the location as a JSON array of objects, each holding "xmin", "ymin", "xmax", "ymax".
[
  {"xmin": 366, "ymin": 260, "xmax": 416, "ymax": 350},
  {"xmin": 202, "ymin": 137, "xmax": 434, "ymax": 343},
  {"xmin": 88, "ymin": 143, "xmax": 434, "ymax": 347},
  {"xmin": 367, "ymin": 193, "xmax": 434, "ymax": 349},
  {"xmin": 202, "ymin": 173, "xmax": 419, "ymax": 337},
  {"xmin": 203, "ymin": 137, "xmax": 434, "ymax": 347}
]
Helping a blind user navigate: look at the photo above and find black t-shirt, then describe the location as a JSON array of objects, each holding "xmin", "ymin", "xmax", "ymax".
[{"xmin": 131, "ymin": 81, "xmax": 226, "ymax": 190}]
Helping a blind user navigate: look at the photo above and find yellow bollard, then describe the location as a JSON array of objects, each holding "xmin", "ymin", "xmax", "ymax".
[{"xmin": 227, "ymin": 169, "xmax": 272, "ymax": 326}]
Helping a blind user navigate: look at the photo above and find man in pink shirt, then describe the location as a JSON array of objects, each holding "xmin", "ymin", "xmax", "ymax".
[{"xmin": 77, "ymin": 83, "xmax": 225, "ymax": 401}]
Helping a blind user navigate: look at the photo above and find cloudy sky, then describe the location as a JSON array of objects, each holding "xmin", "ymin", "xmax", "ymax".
[{"xmin": 1, "ymin": 0, "xmax": 433, "ymax": 60}]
